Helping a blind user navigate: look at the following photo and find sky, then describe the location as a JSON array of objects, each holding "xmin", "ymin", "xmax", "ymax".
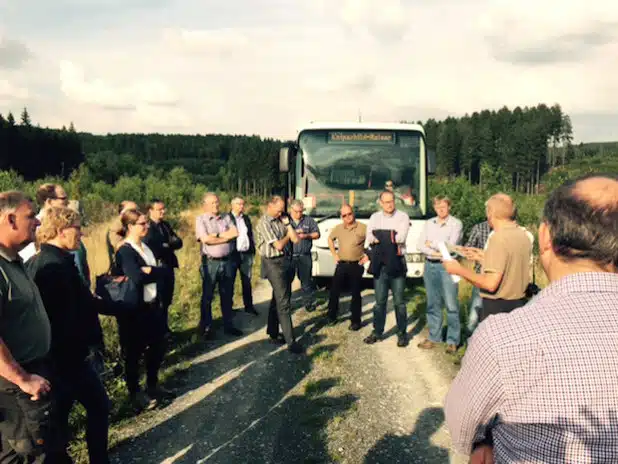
[{"xmin": 0, "ymin": 0, "xmax": 617, "ymax": 142}]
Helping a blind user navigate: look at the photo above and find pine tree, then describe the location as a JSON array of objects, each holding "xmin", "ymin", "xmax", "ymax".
[{"xmin": 20, "ymin": 107, "xmax": 31, "ymax": 126}]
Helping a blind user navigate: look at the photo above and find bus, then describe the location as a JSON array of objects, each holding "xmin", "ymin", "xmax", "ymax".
[{"xmin": 279, "ymin": 121, "xmax": 436, "ymax": 281}]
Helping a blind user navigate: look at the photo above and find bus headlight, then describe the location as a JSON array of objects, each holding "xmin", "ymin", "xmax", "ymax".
[{"xmin": 405, "ymin": 253, "xmax": 425, "ymax": 263}]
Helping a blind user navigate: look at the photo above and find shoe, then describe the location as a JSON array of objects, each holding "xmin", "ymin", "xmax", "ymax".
[
  {"xmin": 200, "ymin": 327, "xmax": 214, "ymax": 340},
  {"xmin": 268, "ymin": 335, "xmax": 286, "ymax": 345},
  {"xmin": 445, "ymin": 344, "xmax": 458, "ymax": 354},
  {"xmin": 417, "ymin": 339, "xmax": 436, "ymax": 350},
  {"xmin": 288, "ymin": 342, "xmax": 304, "ymax": 354},
  {"xmin": 224, "ymin": 327, "xmax": 243, "ymax": 336},
  {"xmin": 397, "ymin": 333, "xmax": 409, "ymax": 347},
  {"xmin": 245, "ymin": 307, "xmax": 259, "ymax": 316},
  {"xmin": 130, "ymin": 392, "xmax": 156, "ymax": 411},
  {"xmin": 348, "ymin": 322, "xmax": 361, "ymax": 331},
  {"xmin": 363, "ymin": 333, "xmax": 381, "ymax": 344},
  {"xmin": 147, "ymin": 385, "xmax": 175, "ymax": 400}
]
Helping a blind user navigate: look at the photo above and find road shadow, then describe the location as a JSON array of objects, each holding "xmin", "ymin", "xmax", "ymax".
[
  {"xmin": 109, "ymin": 338, "xmax": 356, "ymax": 463},
  {"xmin": 364, "ymin": 407, "xmax": 450, "ymax": 464}
]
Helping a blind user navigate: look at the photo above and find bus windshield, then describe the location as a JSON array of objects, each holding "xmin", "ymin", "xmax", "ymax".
[{"xmin": 298, "ymin": 129, "xmax": 423, "ymax": 219}]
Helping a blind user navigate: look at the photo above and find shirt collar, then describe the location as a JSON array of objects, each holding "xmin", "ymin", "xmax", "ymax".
[
  {"xmin": 433, "ymin": 215, "xmax": 452, "ymax": 226},
  {"xmin": 0, "ymin": 244, "xmax": 19, "ymax": 262},
  {"xmin": 536, "ymin": 272, "xmax": 618, "ymax": 301},
  {"xmin": 344, "ymin": 221, "xmax": 358, "ymax": 230},
  {"xmin": 204, "ymin": 213, "xmax": 221, "ymax": 221},
  {"xmin": 39, "ymin": 243, "xmax": 72, "ymax": 260}
]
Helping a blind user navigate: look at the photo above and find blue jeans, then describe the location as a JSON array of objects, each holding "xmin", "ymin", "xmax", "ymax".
[
  {"xmin": 200, "ymin": 258, "xmax": 234, "ymax": 330},
  {"xmin": 423, "ymin": 261, "xmax": 461, "ymax": 346},
  {"xmin": 291, "ymin": 254, "xmax": 316, "ymax": 309},
  {"xmin": 373, "ymin": 271, "xmax": 407, "ymax": 335},
  {"xmin": 468, "ymin": 286, "xmax": 482, "ymax": 334}
]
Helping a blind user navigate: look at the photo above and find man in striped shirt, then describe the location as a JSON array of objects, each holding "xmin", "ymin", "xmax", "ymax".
[
  {"xmin": 445, "ymin": 174, "xmax": 618, "ymax": 463},
  {"xmin": 256, "ymin": 196, "xmax": 303, "ymax": 354}
]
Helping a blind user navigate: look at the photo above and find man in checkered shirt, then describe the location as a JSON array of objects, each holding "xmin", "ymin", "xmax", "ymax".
[{"xmin": 444, "ymin": 174, "xmax": 618, "ymax": 463}]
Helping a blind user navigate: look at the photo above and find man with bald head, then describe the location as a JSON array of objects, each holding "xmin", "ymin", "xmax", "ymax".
[
  {"xmin": 443, "ymin": 192, "xmax": 532, "ymax": 321},
  {"xmin": 445, "ymin": 174, "xmax": 618, "ymax": 462},
  {"xmin": 327, "ymin": 204, "xmax": 368, "ymax": 330}
]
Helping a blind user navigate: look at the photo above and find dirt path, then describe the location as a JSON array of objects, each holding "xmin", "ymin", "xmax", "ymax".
[{"xmin": 109, "ymin": 280, "xmax": 468, "ymax": 463}]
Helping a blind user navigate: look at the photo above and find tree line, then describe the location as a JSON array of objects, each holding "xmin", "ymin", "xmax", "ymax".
[{"xmin": 415, "ymin": 103, "xmax": 574, "ymax": 194}]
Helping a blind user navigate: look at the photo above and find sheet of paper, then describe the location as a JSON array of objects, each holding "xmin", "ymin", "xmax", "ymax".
[{"xmin": 438, "ymin": 242, "xmax": 461, "ymax": 283}]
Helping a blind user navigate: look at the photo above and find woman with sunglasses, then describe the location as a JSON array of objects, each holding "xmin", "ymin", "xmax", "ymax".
[{"xmin": 114, "ymin": 209, "xmax": 172, "ymax": 411}]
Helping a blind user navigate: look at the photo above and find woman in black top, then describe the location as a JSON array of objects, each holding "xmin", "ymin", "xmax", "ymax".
[
  {"xmin": 28, "ymin": 206, "xmax": 113, "ymax": 464},
  {"xmin": 114, "ymin": 209, "xmax": 172, "ymax": 411}
]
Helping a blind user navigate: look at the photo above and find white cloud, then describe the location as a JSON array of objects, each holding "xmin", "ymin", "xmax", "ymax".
[
  {"xmin": 4, "ymin": 0, "xmax": 618, "ymax": 141},
  {"xmin": 0, "ymin": 79, "xmax": 28, "ymax": 100},
  {"xmin": 59, "ymin": 60, "xmax": 179, "ymax": 109}
]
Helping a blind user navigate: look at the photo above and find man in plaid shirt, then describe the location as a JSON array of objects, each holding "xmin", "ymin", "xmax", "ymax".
[
  {"xmin": 444, "ymin": 174, "xmax": 618, "ymax": 463},
  {"xmin": 461, "ymin": 220, "xmax": 491, "ymax": 334}
]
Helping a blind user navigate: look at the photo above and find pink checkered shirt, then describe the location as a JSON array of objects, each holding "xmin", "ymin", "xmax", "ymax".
[{"xmin": 445, "ymin": 272, "xmax": 618, "ymax": 463}]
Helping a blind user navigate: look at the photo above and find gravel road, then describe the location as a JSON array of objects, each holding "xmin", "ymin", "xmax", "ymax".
[{"xmin": 109, "ymin": 280, "xmax": 468, "ymax": 464}]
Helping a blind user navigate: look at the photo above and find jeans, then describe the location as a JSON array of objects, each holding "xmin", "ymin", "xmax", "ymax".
[
  {"xmin": 423, "ymin": 261, "xmax": 461, "ymax": 346},
  {"xmin": 56, "ymin": 359, "xmax": 110, "ymax": 464},
  {"xmin": 291, "ymin": 254, "xmax": 316, "ymax": 309},
  {"xmin": 328, "ymin": 262, "xmax": 364, "ymax": 325},
  {"xmin": 263, "ymin": 256, "xmax": 295, "ymax": 345},
  {"xmin": 468, "ymin": 286, "xmax": 482, "ymax": 334},
  {"xmin": 231, "ymin": 252, "xmax": 255, "ymax": 311},
  {"xmin": 373, "ymin": 270, "xmax": 407, "ymax": 336},
  {"xmin": 200, "ymin": 257, "xmax": 234, "ymax": 330}
]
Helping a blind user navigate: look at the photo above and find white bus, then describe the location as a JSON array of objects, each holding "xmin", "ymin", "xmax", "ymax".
[{"xmin": 279, "ymin": 121, "xmax": 436, "ymax": 282}]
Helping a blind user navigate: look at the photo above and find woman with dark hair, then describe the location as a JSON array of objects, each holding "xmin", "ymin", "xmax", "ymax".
[
  {"xmin": 27, "ymin": 206, "xmax": 111, "ymax": 464},
  {"xmin": 114, "ymin": 209, "xmax": 171, "ymax": 411}
]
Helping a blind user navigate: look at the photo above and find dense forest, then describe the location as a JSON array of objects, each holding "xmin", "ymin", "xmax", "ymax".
[
  {"xmin": 0, "ymin": 104, "xmax": 612, "ymax": 202},
  {"xmin": 411, "ymin": 103, "xmax": 574, "ymax": 194}
]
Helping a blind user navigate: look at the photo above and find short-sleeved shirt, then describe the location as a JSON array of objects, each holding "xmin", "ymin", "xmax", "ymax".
[
  {"xmin": 329, "ymin": 222, "xmax": 367, "ymax": 261},
  {"xmin": 0, "ymin": 245, "xmax": 51, "ymax": 365},
  {"xmin": 195, "ymin": 213, "xmax": 234, "ymax": 258},
  {"xmin": 481, "ymin": 224, "xmax": 533, "ymax": 300},
  {"xmin": 256, "ymin": 214, "xmax": 288, "ymax": 259},
  {"xmin": 290, "ymin": 215, "xmax": 319, "ymax": 255}
]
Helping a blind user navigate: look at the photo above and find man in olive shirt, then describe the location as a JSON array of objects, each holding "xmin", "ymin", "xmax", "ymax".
[
  {"xmin": 327, "ymin": 205, "xmax": 368, "ymax": 330},
  {"xmin": 0, "ymin": 190, "xmax": 66, "ymax": 462},
  {"xmin": 443, "ymin": 193, "xmax": 532, "ymax": 320}
]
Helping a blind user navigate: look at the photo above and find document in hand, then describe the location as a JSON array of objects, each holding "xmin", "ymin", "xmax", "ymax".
[{"xmin": 438, "ymin": 242, "xmax": 461, "ymax": 283}]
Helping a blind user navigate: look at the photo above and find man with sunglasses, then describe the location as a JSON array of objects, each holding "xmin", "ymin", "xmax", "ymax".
[
  {"xmin": 19, "ymin": 183, "xmax": 69, "ymax": 262},
  {"xmin": 327, "ymin": 204, "xmax": 368, "ymax": 330}
]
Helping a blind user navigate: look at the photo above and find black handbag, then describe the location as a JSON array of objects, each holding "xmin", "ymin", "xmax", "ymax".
[{"xmin": 95, "ymin": 272, "xmax": 140, "ymax": 308}]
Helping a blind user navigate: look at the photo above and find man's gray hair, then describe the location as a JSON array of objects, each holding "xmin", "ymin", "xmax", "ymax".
[
  {"xmin": 231, "ymin": 196, "xmax": 244, "ymax": 205},
  {"xmin": 290, "ymin": 199, "xmax": 304, "ymax": 210},
  {"xmin": 0, "ymin": 191, "xmax": 29, "ymax": 216}
]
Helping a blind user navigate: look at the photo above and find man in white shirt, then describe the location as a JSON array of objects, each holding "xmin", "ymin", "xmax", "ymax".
[{"xmin": 228, "ymin": 197, "xmax": 258, "ymax": 315}]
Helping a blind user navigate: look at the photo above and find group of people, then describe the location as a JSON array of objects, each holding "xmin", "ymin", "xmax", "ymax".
[
  {"xmin": 0, "ymin": 183, "xmax": 186, "ymax": 462},
  {"xmin": 1, "ymin": 172, "xmax": 617, "ymax": 463}
]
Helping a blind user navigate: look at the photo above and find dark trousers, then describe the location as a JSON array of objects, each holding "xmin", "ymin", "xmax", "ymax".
[
  {"xmin": 0, "ymin": 358, "xmax": 69, "ymax": 463},
  {"xmin": 263, "ymin": 256, "xmax": 295, "ymax": 345},
  {"xmin": 119, "ymin": 302, "xmax": 167, "ymax": 395},
  {"xmin": 373, "ymin": 270, "xmax": 407, "ymax": 336},
  {"xmin": 480, "ymin": 298, "xmax": 527, "ymax": 322},
  {"xmin": 291, "ymin": 254, "xmax": 316, "ymax": 309},
  {"xmin": 160, "ymin": 266, "xmax": 176, "ymax": 331},
  {"xmin": 200, "ymin": 257, "xmax": 234, "ymax": 331},
  {"xmin": 231, "ymin": 252, "xmax": 255, "ymax": 311},
  {"xmin": 328, "ymin": 262, "xmax": 364, "ymax": 325},
  {"xmin": 55, "ymin": 360, "xmax": 110, "ymax": 464}
]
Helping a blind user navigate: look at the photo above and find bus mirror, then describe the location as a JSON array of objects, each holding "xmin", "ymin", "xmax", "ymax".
[
  {"xmin": 279, "ymin": 147, "xmax": 290, "ymax": 173},
  {"xmin": 427, "ymin": 150, "xmax": 437, "ymax": 175}
]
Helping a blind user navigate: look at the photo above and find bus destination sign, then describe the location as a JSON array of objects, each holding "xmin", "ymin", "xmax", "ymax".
[{"xmin": 328, "ymin": 132, "xmax": 395, "ymax": 144}]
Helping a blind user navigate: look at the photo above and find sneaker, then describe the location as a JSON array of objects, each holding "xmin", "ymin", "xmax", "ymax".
[
  {"xmin": 268, "ymin": 335, "xmax": 286, "ymax": 345},
  {"xmin": 397, "ymin": 333, "xmax": 409, "ymax": 347},
  {"xmin": 363, "ymin": 333, "xmax": 381, "ymax": 344},
  {"xmin": 224, "ymin": 327, "xmax": 243, "ymax": 336},
  {"xmin": 348, "ymin": 322, "xmax": 361, "ymax": 331},
  {"xmin": 288, "ymin": 342, "xmax": 304, "ymax": 354}
]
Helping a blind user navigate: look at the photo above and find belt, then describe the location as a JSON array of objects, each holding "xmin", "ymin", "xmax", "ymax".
[
  {"xmin": 206, "ymin": 255, "xmax": 230, "ymax": 261},
  {"xmin": 292, "ymin": 253, "xmax": 311, "ymax": 257},
  {"xmin": 426, "ymin": 258, "xmax": 442, "ymax": 263},
  {"xmin": 339, "ymin": 260, "xmax": 360, "ymax": 264},
  {"xmin": 263, "ymin": 255, "xmax": 286, "ymax": 260}
]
